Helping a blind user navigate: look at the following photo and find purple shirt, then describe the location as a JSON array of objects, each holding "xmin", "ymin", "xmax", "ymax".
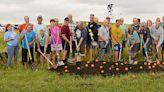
[{"xmin": 4, "ymin": 31, "xmax": 18, "ymax": 46}]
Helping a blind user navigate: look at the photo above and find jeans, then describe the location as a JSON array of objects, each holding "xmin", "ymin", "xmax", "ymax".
[
  {"xmin": 99, "ymin": 40, "xmax": 110, "ymax": 59},
  {"xmin": 6, "ymin": 45, "xmax": 18, "ymax": 67}
]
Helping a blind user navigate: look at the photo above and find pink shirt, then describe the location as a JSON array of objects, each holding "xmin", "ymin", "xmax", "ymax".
[{"xmin": 50, "ymin": 26, "xmax": 62, "ymax": 45}]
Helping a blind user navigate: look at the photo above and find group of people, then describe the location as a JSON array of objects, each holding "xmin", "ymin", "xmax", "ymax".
[{"xmin": 3, "ymin": 14, "xmax": 164, "ymax": 69}]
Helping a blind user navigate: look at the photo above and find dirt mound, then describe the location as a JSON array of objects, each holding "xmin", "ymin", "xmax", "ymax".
[{"xmin": 50, "ymin": 61, "xmax": 164, "ymax": 76}]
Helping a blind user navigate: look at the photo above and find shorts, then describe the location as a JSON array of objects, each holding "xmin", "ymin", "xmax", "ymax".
[
  {"xmin": 130, "ymin": 43, "xmax": 140, "ymax": 53},
  {"xmin": 51, "ymin": 44, "xmax": 63, "ymax": 52},
  {"xmin": 122, "ymin": 41, "xmax": 126, "ymax": 48},
  {"xmin": 80, "ymin": 45, "xmax": 85, "ymax": 54},
  {"xmin": 114, "ymin": 44, "xmax": 120, "ymax": 52},
  {"xmin": 39, "ymin": 44, "xmax": 51, "ymax": 54},
  {"xmin": 62, "ymin": 41, "xmax": 70, "ymax": 51}
]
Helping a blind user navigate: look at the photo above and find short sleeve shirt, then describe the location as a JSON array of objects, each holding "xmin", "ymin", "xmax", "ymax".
[
  {"xmin": 4, "ymin": 31, "xmax": 18, "ymax": 46},
  {"xmin": 61, "ymin": 25, "xmax": 71, "ymax": 41},
  {"xmin": 20, "ymin": 31, "xmax": 36, "ymax": 49}
]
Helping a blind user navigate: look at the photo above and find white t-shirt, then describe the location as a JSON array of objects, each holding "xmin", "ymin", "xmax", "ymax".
[
  {"xmin": 34, "ymin": 23, "xmax": 48, "ymax": 35},
  {"xmin": 98, "ymin": 26, "xmax": 110, "ymax": 41}
]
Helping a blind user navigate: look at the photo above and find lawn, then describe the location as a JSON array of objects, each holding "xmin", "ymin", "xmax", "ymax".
[{"xmin": 0, "ymin": 31, "xmax": 164, "ymax": 92}]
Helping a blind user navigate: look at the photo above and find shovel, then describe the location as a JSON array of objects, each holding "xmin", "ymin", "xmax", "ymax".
[{"xmin": 25, "ymin": 34, "xmax": 36, "ymax": 71}]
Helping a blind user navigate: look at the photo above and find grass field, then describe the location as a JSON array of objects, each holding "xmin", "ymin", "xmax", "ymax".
[{"xmin": 0, "ymin": 31, "xmax": 164, "ymax": 92}]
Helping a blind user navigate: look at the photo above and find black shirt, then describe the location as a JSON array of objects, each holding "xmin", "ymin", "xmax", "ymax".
[{"xmin": 87, "ymin": 22, "xmax": 99, "ymax": 44}]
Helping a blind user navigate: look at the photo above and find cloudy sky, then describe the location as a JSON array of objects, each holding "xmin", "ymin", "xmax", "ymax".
[{"xmin": 0, "ymin": 0, "xmax": 164, "ymax": 24}]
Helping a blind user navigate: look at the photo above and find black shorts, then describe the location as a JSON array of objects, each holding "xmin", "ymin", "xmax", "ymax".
[
  {"xmin": 40, "ymin": 44, "xmax": 51, "ymax": 54},
  {"xmin": 62, "ymin": 41, "xmax": 70, "ymax": 51}
]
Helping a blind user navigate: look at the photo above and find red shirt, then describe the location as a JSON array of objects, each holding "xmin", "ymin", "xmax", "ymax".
[
  {"xmin": 61, "ymin": 25, "xmax": 70, "ymax": 41},
  {"xmin": 18, "ymin": 23, "xmax": 33, "ymax": 34}
]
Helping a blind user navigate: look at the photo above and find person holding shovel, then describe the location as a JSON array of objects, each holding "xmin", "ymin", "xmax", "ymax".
[
  {"xmin": 49, "ymin": 19, "xmax": 64, "ymax": 66},
  {"xmin": 98, "ymin": 19, "xmax": 110, "ymax": 61},
  {"xmin": 36, "ymin": 29, "xmax": 51, "ymax": 69},
  {"xmin": 61, "ymin": 17, "xmax": 73, "ymax": 64},
  {"xmin": 139, "ymin": 22, "xmax": 151, "ymax": 60},
  {"xmin": 20, "ymin": 24, "xmax": 36, "ymax": 69},
  {"xmin": 75, "ymin": 21, "xmax": 88, "ymax": 62},
  {"xmin": 111, "ymin": 19, "xmax": 123, "ymax": 62},
  {"xmin": 128, "ymin": 25, "xmax": 140, "ymax": 64},
  {"xmin": 86, "ymin": 14, "xmax": 99, "ymax": 61},
  {"xmin": 150, "ymin": 21, "xmax": 164, "ymax": 61}
]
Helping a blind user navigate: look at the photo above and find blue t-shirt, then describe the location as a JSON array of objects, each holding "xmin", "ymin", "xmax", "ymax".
[
  {"xmin": 4, "ymin": 31, "xmax": 18, "ymax": 46},
  {"xmin": 129, "ymin": 31, "xmax": 140, "ymax": 45},
  {"xmin": 20, "ymin": 31, "xmax": 36, "ymax": 49}
]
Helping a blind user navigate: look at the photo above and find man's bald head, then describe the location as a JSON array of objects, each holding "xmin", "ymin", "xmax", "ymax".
[{"xmin": 77, "ymin": 21, "xmax": 84, "ymax": 29}]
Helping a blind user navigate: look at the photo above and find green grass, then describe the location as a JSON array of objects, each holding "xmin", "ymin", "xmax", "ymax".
[{"xmin": 0, "ymin": 32, "xmax": 164, "ymax": 92}]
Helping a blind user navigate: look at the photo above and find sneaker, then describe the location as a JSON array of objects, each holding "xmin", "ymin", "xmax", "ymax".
[
  {"xmin": 129, "ymin": 60, "xmax": 134, "ymax": 64},
  {"xmin": 67, "ymin": 59, "xmax": 74, "ymax": 64},
  {"xmin": 57, "ymin": 61, "xmax": 65, "ymax": 66}
]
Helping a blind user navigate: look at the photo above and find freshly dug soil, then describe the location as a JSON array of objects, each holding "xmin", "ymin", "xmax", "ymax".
[{"xmin": 50, "ymin": 61, "xmax": 164, "ymax": 76}]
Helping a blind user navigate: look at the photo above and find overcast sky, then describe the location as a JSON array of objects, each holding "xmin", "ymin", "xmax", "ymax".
[{"xmin": 0, "ymin": 0, "xmax": 164, "ymax": 24}]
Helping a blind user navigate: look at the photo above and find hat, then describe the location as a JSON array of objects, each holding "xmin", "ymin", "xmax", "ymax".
[
  {"xmin": 64, "ymin": 17, "xmax": 69, "ymax": 21},
  {"xmin": 106, "ymin": 16, "xmax": 110, "ymax": 19}
]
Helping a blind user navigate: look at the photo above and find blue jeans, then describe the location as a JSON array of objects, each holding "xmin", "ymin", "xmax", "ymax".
[
  {"xmin": 99, "ymin": 41, "xmax": 110, "ymax": 59},
  {"xmin": 6, "ymin": 45, "xmax": 18, "ymax": 67}
]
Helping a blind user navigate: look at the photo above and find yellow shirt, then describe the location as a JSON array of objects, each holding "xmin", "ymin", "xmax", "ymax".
[{"xmin": 111, "ymin": 24, "xmax": 123, "ymax": 45}]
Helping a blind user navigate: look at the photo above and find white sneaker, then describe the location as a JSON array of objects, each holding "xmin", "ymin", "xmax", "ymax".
[
  {"xmin": 67, "ymin": 59, "xmax": 74, "ymax": 64},
  {"xmin": 129, "ymin": 60, "xmax": 134, "ymax": 64},
  {"xmin": 57, "ymin": 61, "xmax": 65, "ymax": 66}
]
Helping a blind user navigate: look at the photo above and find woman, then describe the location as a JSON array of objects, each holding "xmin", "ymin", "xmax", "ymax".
[
  {"xmin": 36, "ymin": 29, "xmax": 51, "ymax": 69},
  {"xmin": 128, "ymin": 25, "xmax": 140, "ymax": 64},
  {"xmin": 140, "ymin": 23, "xmax": 151, "ymax": 60},
  {"xmin": 49, "ymin": 19, "xmax": 63, "ymax": 65},
  {"xmin": 147, "ymin": 20, "xmax": 153, "ymax": 30},
  {"xmin": 20, "ymin": 24, "xmax": 36, "ymax": 69},
  {"xmin": 4, "ymin": 24, "xmax": 19, "ymax": 68}
]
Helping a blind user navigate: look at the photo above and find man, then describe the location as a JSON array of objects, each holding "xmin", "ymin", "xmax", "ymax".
[
  {"xmin": 161, "ymin": 16, "xmax": 164, "ymax": 59},
  {"xmin": 98, "ymin": 19, "xmax": 110, "ymax": 60},
  {"xmin": 61, "ymin": 17, "xmax": 72, "ymax": 63},
  {"xmin": 20, "ymin": 24, "xmax": 36, "ymax": 69},
  {"xmin": 106, "ymin": 16, "xmax": 112, "ymax": 48},
  {"xmin": 161, "ymin": 16, "xmax": 164, "ymax": 28},
  {"xmin": 128, "ymin": 25, "xmax": 140, "ymax": 64},
  {"xmin": 75, "ymin": 21, "xmax": 88, "ymax": 61},
  {"xmin": 150, "ymin": 21, "xmax": 164, "ymax": 61},
  {"xmin": 132, "ymin": 18, "xmax": 141, "ymax": 50},
  {"xmin": 68, "ymin": 14, "xmax": 76, "ymax": 33},
  {"xmin": 68, "ymin": 14, "xmax": 77, "ymax": 58},
  {"xmin": 132, "ymin": 18, "xmax": 140, "ymax": 32},
  {"xmin": 111, "ymin": 19, "xmax": 123, "ymax": 61},
  {"xmin": 19, "ymin": 16, "xmax": 33, "ymax": 34},
  {"xmin": 120, "ymin": 18, "xmax": 128, "ymax": 52},
  {"xmin": 87, "ymin": 14, "xmax": 99, "ymax": 61},
  {"xmin": 33, "ymin": 16, "xmax": 48, "ymax": 64}
]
